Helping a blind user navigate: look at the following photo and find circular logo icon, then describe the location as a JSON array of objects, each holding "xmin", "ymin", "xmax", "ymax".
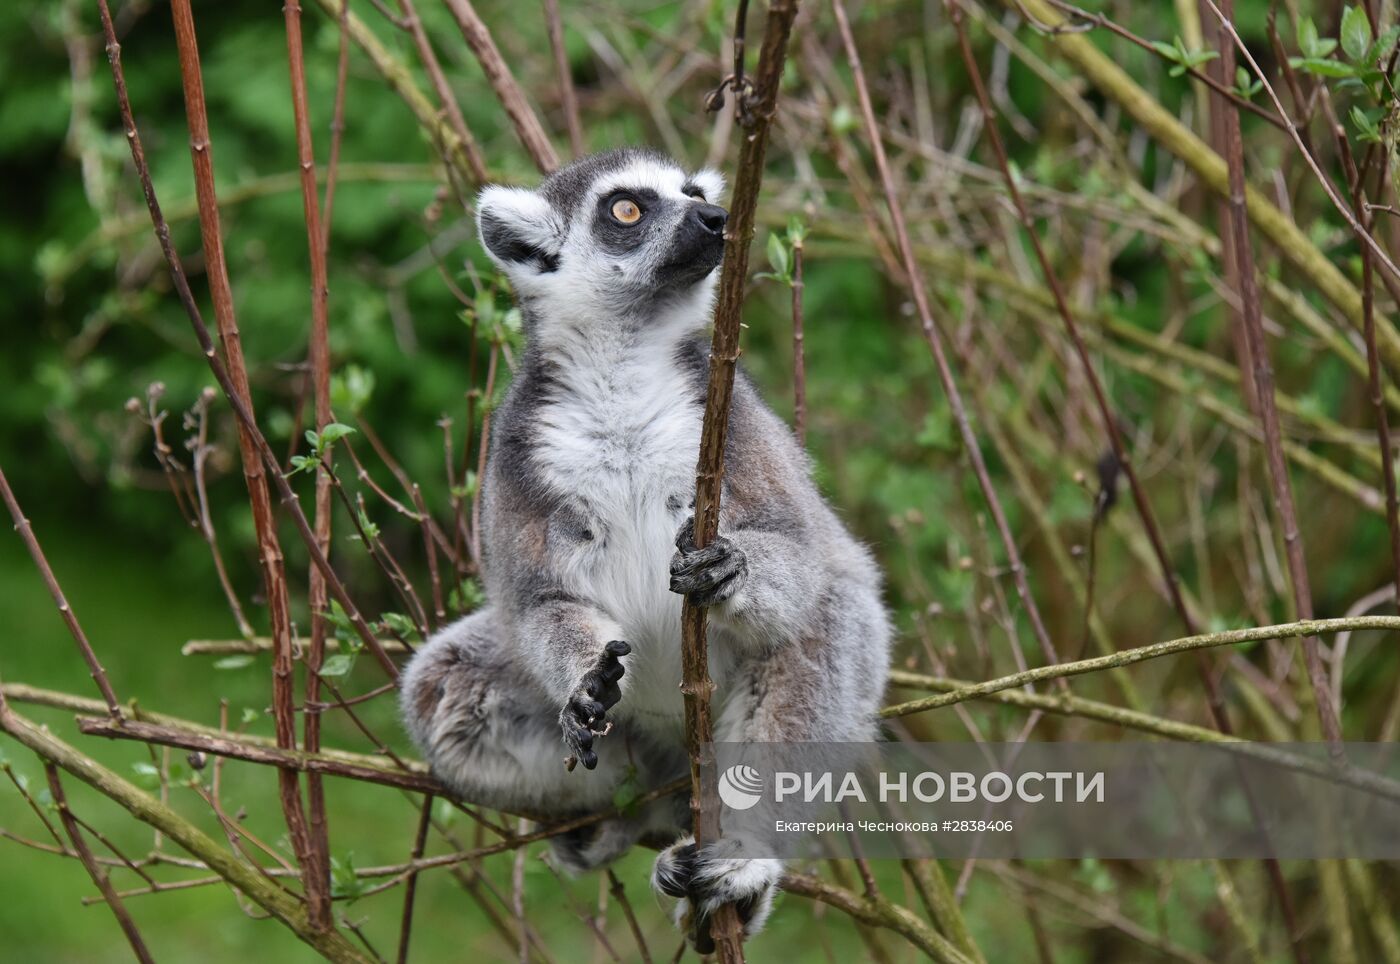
[{"xmin": 717, "ymin": 764, "xmax": 765, "ymax": 811}]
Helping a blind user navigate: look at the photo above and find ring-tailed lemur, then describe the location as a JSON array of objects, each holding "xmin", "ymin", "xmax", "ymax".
[{"xmin": 400, "ymin": 147, "xmax": 891, "ymax": 948}]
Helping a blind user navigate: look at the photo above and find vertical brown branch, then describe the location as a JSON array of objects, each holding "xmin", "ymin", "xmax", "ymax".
[
  {"xmin": 283, "ymin": 0, "xmax": 338, "ymax": 931},
  {"xmin": 167, "ymin": 0, "xmax": 316, "ymax": 919},
  {"xmin": 96, "ymin": 0, "xmax": 398, "ymax": 680},
  {"xmin": 43, "ymin": 764, "xmax": 155, "ymax": 964},
  {"xmin": 1205, "ymin": 0, "xmax": 1343, "ymax": 751},
  {"xmin": 829, "ymin": 0, "xmax": 1064, "ymax": 674},
  {"xmin": 542, "ymin": 0, "xmax": 585, "ymax": 157},
  {"xmin": 0, "ymin": 465, "xmax": 120, "ymax": 715},
  {"xmin": 441, "ymin": 0, "xmax": 561, "ymax": 173},
  {"xmin": 680, "ymin": 1, "xmax": 800, "ymax": 960}
]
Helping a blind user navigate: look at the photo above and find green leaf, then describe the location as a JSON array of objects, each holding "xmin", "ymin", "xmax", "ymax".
[
  {"xmin": 331, "ymin": 853, "xmax": 367, "ymax": 902},
  {"xmin": 1151, "ymin": 39, "xmax": 1182, "ymax": 62},
  {"xmin": 288, "ymin": 454, "xmax": 318, "ymax": 476},
  {"xmin": 319, "ymin": 653, "xmax": 355, "ymax": 677},
  {"xmin": 213, "ymin": 655, "xmax": 255, "ymax": 670},
  {"xmin": 130, "ymin": 762, "xmax": 160, "ymax": 790},
  {"xmin": 330, "ymin": 365, "xmax": 375, "ymax": 416},
  {"xmin": 1370, "ymin": 25, "xmax": 1400, "ymax": 61},
  {"xmin": 766, "ymin": 232, "xmax": 790, "ymax": 279},
  {"xmin": 1235, "ymin": 66, "xmax": 1263, "ymax": 97},
  {"xmin": 318, "ymin": 422, "xmax": 356, "ymax": 447},
  {"xmin": 1351, "ymin": 105, "xmax": 1382, "ymax": 142},
  {"xmin": 1297, "ymin": 16, "xmax": 1321, "ymax": 56},
  {"xmin": 380, "ymin": 612, "xmax": 418, "ymax": 639},
  {"xmin": 1295, "ymin": 57, "xmax": 1356, "ymax": 77},
  {"xmin": 1342, "ymin": 5, "xmax": 1373, "ymax": 60},
  {"xmin": 241, "ymin": 707, "xmax": 261, "ymax": 724},
  {"xmin": 830, "ymin": 103, "xmax": 857, "ymax": 135},
  {"xmin": 612, "ymin": 764, "xmax": 643, "ymax": 814}
]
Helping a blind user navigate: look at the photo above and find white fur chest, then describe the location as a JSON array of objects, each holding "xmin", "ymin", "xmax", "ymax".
[{"xmin": 530, "ymin": 337, "xmax": 702, "ymax": 726}]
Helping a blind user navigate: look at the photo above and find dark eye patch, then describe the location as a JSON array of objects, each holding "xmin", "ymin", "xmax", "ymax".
[{"xmin": 592, "ymin": 188, "xmax": 662, "ymax": 255}]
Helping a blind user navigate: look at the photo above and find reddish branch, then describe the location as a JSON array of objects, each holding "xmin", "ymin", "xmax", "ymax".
[
  {"xmin": 679, "ymin": 1, "xmax": 800, "ymax": 959},
  {"xmin": 542, "ymin": 0, "xmax": 585, "ymax": 156},
  {"xmin": 829, "ymin": 0, "xmax": 1065, "ymax": 675},
  {"xmin": 77, "ymin": 715, "xmax": 444, "ymax": 794},
  {"xmin": 166, "ymin": 0, "xmax": 318, "ymax": 919},
  {"xmin": 394, "ymin": 0, "xmax": 489, "ymax": 186},
  {"xmin": 0, "ymin": 465, "xmax": 120, "ymax": 715},
  {"xmin": 96, "ymin": 0, "xmax": 398, "ymax": 682},
  {"xmin": 441, "ymin": 0, "xmax": 561, "ymax": 173},
  {"xmin": 1205, "ymin": 0, "xmax": 1342, "ymax": 750},
  {"xmin": 283, "ymin": 0, "xmax": 338, "ymax": 930},
  {"xmin": 43, "ymin": 765, "xmax": 155, "ymax": 964}
]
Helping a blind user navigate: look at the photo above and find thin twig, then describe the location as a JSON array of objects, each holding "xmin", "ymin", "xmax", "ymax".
[
  {"xmin": 542, "ymin": 0, "xmax": 585, "ymax": 156},
  {"xmin": 880, "ymin": 616, "xmax": 1400, "ymax": 718},
  {"xmin": 395, "ymin": 795, "xmax": 434, "ymax": 964},
  {"xmin": 0, "ymin": 465, "xmax": 120, "ymax": 715},
  {"xmin": 830, "ymin": 0, "xmax": 1065, "ymax": 679},
  {"xmin": 1203, "ymin": 0, "xmax": 1343, "ymax": 751},
  {"xmin": 43, "ymin": 764, "xmax": 155, "ymax": 964},
  {"xmin": 441, "ymin": 0, "xmax": 560, "ymax": 173}
]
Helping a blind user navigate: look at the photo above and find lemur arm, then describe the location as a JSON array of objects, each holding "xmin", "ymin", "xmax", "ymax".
[{"xmin": 511, "ymin": 590, "xmax": 627, "ymax": 704}]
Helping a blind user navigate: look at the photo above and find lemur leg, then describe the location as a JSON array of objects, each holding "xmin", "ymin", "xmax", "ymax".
[
  {"xmin": 401, "ymin": 609, "xmax": 681, "ymax": 871},
  {"xmin": 653, "ymin": 577, "xmax": 891, "ymax": 949}
]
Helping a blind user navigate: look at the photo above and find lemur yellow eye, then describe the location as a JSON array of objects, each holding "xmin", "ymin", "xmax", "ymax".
[{"xmin": 611, "ymin": 198, "xmax": 642, "ymax": 224}]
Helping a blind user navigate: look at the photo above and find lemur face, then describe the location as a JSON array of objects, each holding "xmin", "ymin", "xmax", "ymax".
[{"xmin": 475, "ymin": 148, "xmax": 727, "ymax": 335}]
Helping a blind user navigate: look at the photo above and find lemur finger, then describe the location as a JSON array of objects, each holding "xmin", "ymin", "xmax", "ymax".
[
  {"xmin": 584, "ymin": 678, "xmax": 622, "ymax": 714},
  {"xmin": 687, "ymin": 572, "xmax": 743, "ymax": 606},
  {"xmin": 652, "ymin": 841, "xmax": 698, "ymax": 898},
  {"xmin": 670, "ymin": 550, "xmax": 746, "ymax": 595},
  {"xmin": 603, "ymin": 639, "xmax": 631, "ymax": 658},
  {"xmin": 689, "ymin": 911, "xmax": 718, "ymax": 955},
  {"xmin": 674, "ymin": 516, "xmax": 698, "ymax": 554},
  {"xmin": 669, "ymin": 539, "xmax": 731, "ymax": 576}
]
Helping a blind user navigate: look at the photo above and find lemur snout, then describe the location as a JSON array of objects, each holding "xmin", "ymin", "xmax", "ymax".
[{"xmin": 692, "ymin": 203, "xmax": 728, "ymax": 236}]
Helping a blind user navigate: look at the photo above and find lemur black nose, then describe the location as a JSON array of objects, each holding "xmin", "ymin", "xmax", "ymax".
[{"xmin": 692, "ymin": 203, "xmax": 728, "ymax": 236}]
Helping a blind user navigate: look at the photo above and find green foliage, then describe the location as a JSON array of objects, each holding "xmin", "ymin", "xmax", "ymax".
[{"xmin": 1150, "ymin": 36, "xmax": 1219, "ymax": 78}]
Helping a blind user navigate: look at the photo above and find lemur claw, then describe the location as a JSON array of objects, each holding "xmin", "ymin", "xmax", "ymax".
[
  {"xmin": 560, "ymin": 640, "xmax": 630, "ymax": 770},
  {"xmin": 669, "ymin": 517, "xmax": 748, "ymax": 605}
]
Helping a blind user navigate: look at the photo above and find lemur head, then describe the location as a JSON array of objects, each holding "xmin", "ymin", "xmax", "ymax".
[{"xmin": 475, "ymin": 148, "xmax": 727, "ymax": 339}]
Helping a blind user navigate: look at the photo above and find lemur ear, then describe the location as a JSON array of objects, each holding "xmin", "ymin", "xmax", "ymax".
[
  {"xmin": 691, "ymin": 169, "xmax": 726, "ymax": 204},
  {"xmin": 476, "ymin": 186, "xmax": 564, "ymax": 277}
]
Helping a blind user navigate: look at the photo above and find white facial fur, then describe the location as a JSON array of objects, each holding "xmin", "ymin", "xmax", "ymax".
[{"xmin": 475, "ymin": 155, "xmax": 726, "ymax": 350}]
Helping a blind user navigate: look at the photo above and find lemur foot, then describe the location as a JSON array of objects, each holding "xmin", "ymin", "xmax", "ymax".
[
  {"xmin": 669, "ymin": 516, "xmax": 748, "ymax": 605},
  {"xmin": 559, "ymin": 640, "xmax": 629, "ymax": 771},
  {"xmin": 651, "ymin": 835, "xmax": 780, "ymax": 952}
]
